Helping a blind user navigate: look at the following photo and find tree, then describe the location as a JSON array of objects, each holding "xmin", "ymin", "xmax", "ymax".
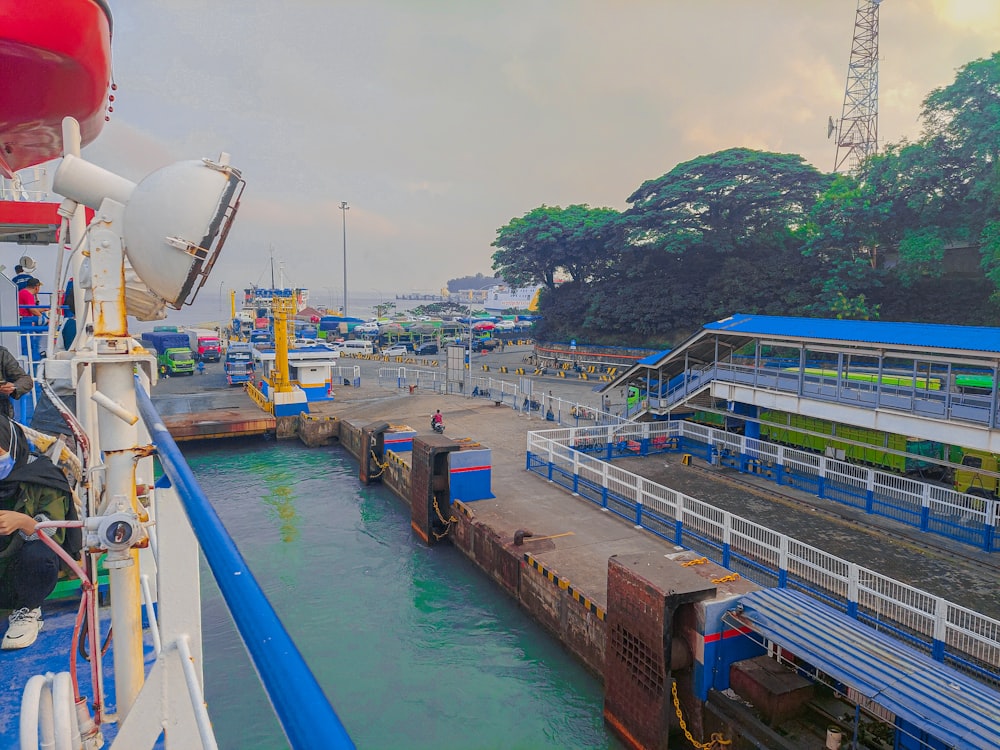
[
  {"xmin": 598, "ymin": 149, "xmax": 834, "ymax": 337},
  {"xmin": 491, "ymin": 205, "xmax": 621, "ymax": 290},
  {"xmin": 625, "ymin": 148, "xmax": 833, "ymax": 255},
  {"xmin": 921, "ymin": 51, "xmax": 1000, "ymax": 297}
]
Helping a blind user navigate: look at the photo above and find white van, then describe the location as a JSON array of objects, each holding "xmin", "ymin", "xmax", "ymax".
[{"xmin": 342, "ymin": 340, "xmax": 375, "ymax": 355}]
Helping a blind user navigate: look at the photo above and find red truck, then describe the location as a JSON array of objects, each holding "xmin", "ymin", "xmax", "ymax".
[{"xmin": 186, "ymin": 330, "xmax": 222, "ymax": 362}]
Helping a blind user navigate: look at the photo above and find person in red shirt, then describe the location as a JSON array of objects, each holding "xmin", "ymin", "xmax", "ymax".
[{"xmin": 17, "ymin": 278, "xmax": 44, "ymax": 363}]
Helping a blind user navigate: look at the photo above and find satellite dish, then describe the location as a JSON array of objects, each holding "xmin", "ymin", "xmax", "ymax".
[{"xmin": 53, "ymin": 153, "xmax": 244, "ymax": 310}]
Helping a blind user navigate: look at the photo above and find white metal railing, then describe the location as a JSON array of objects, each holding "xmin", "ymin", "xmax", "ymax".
[
  {"xmin": 658, "ymin": 360, "xmax": 1000, "ymax": 429},
  {"xmin": 563, "ymin": 419, "xmax": 999, "ymax": 549},
  {"xmin": 526, "ymin": 423, "xmax": 1000, "ymax": 685},
  {"xmin": 376, "ymin": 366, "xmax": 629, "ymax": 426}
]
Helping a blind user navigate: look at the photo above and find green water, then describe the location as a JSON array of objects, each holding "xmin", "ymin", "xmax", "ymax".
[{"xmin": 183, "ymin": 439, "xmax": 622, "ymax": 750}]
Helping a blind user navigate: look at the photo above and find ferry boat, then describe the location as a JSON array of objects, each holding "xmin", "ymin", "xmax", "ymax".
[
  {"xmin": 480, "ymin": 283, "xmax": 542, "ymax": 314},
  {"xmin": 0, "ymin": 3, "xmax": 354, "ymax": 748},
  {"xmin": 235, "ymin": 284, "xmax": 309, "ymax": 330}
]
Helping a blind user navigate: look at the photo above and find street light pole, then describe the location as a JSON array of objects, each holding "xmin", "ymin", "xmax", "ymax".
[
  {"xmin": 464, "ymin": 283, "xmax": 494, "ymax": 398},
  {"xmin": 339, "ymin": 201, "xmax": 349, "ymax": 317},
  {"xmin": 466, "ymin": 301, "xmax": 472, "ymax": 398}
]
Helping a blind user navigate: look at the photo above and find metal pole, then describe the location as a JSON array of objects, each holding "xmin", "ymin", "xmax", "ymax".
[
  {"xmin": 466, "ymin": 302, "xmax": 472, "ymax": 397},
  {"xmin": 339, "ymin": 201, "xmax": 349, "ymax": 317}
]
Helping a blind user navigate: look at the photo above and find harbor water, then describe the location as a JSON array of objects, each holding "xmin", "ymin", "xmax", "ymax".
[{"xmin": 184, "ymin": 438, "xmax": 624, "ymax": 750}]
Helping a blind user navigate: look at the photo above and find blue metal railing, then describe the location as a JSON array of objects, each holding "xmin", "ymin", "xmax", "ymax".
[
  {"xmin": 134, "ymin": 379, "xmax": 355, "ymax": 749},
  {"xmin": 525, "ymin": 441, "xmax": 1000, "ymax": 689}
]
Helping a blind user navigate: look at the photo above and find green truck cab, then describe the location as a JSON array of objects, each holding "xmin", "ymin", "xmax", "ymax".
[
  {"xmin": 160, "ymin": 347, "xmax": 196, "ymax": 375},
  {"xmin": 142, "ymin": 331, "xmax": 196, "ymax": 376}
]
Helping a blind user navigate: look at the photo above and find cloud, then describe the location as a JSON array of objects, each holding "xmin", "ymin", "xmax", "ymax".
[{"xmin": 61, "ymin": 1, "xmax": 1000, "ymax": 295}]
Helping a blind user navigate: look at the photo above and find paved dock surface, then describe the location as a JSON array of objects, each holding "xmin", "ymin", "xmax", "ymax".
[{"xmin": 164, "ymin": 348, "xmax": 1000, "ymax": 620}]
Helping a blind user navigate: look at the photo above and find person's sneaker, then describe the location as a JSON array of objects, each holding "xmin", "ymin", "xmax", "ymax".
[{"xmin": 2, "ymin": 607, "xmax": 43, "ymax": 650}]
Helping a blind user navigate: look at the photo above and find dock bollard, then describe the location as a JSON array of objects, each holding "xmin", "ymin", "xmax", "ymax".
[{"xmin": 681, "ymin": 454, "xmax": 692, "ymax": 465}]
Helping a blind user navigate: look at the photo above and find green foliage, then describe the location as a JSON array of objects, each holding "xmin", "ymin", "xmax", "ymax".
[
  {"xmin": 446, "ymin": 273, "xmax": 496, "ymax": 292},
  {"xmin": 829, "ymin": 293, "xmax": 879, "ymax": 321},
  {"xmin": 491, "ymin": 205, "xmax": 622, "ymax": 289},
  {"xmin": 493, "ymin": 53, "xmax": 1000, "ymax": 345},
  {"xmin": 626, "ymin": 148, "xmax": 833, "ymax": 254}
]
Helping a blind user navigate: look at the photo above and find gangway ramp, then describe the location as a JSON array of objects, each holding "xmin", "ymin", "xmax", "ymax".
[
  {"xmin": 603, "ymin": 314, "xmax": 1000, "ymax": 453},
  {"xmin": 725, "ymin": 588, "xmax": 1000, "ymax": 750}
]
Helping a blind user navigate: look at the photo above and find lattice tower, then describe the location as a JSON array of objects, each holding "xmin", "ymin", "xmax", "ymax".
[{"xmin": 833, "ymin": 0, "xmax": 882, "ymax": 174}]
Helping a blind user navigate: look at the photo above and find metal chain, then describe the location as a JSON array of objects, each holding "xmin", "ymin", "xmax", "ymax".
[{"xmin": 671, "ymin": 681, "xmax": 731, "ymax": 749}]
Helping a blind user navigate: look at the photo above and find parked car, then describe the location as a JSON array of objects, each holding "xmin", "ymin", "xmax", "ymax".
[
  {"xmin": 472, "ymin": 338, "xmax": 500, "ymax": 352},
  {"xmin": 494, "ymin": 320, "xmax": 516, "ymax": 330},
  {"xmin": 383, "ymin": 344, "xmax": 408, "ymax": 357},
  {"xmin": 319, "ymin": 341, "xmax": 344, "ymax": 353},
  {"xmin": 414, "ymin": 342, "xmax": 439, "ymax": 355},
  {"xmin": 354, "ymin": 321, "xmax": 380, "ymax": 333}
]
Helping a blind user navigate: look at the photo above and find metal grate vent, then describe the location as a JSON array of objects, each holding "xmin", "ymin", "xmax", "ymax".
[{"xmin": 610, "ymin": 623, "xmax": 663, "ymax": 696}]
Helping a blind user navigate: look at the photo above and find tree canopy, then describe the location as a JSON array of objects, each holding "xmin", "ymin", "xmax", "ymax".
[
  {"xmin": 490, "ymin": 50, "xmax": 1000, "ymax": 347},
  {"xmin": 491, "ymin": 204, "xmax": 622, "ymax": 290}
]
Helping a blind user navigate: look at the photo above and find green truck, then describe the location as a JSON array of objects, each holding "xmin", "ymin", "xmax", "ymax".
[{"xmin": 141, "ymin": 331, "xmax": 196, "ymax": 376}]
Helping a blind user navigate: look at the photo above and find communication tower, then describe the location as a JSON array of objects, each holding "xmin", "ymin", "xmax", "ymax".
[{"xmin": 829, "ymin": 0, "xmax": 883, "ymax": 174}]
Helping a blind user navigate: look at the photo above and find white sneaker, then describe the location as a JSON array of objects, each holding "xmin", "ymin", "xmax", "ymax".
[{"xmin": 2, "ymin": 607, "xmax": 43, "ymax": 650}]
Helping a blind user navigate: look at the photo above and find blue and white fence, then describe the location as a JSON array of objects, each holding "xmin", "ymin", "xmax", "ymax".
[
  {"xmin": 526, "ymin": 423, "xmax": 1000, "ymax": 689},
  {"xmin": 566, "ymin": 419, "xmax": 999, "ymax": 552}
]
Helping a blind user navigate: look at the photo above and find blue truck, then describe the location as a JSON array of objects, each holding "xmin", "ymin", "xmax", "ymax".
[
  {"xmin": 140, "ymin": 331, "xmax": 196, "ymax": 376},
  {"xmin": 224, "ymin": 342, "xmax": 254, "ymax": 386}
]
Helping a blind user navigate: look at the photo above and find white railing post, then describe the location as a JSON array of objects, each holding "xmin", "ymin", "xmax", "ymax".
[{"xmin": 112, "ymin": 484, "xmax": 207, "ymax": 749}]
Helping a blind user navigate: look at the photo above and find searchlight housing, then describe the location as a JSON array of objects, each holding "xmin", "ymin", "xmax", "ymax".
[{"xmin": 53, "ymin": 153, "xmax": 243, "ymax": 311}]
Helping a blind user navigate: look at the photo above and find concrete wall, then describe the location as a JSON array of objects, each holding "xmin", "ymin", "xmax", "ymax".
[{"xmin": 448, "ymin": 504, "xmax": 606, "ymax": 677}]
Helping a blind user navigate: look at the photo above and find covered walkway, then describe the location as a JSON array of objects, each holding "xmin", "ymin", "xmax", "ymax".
[
  {"xmin": 725, "ymin": 588, "xmax": 1000, "ymax": 750},
  {"xmin": 605, "ymin": 314, "xmax": 1000, "ymax": 453}
]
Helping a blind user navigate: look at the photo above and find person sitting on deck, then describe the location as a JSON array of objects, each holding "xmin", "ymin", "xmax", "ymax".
[{"xmin": 0, "ymin": 416, "xmax": 78, "ymax": 650}]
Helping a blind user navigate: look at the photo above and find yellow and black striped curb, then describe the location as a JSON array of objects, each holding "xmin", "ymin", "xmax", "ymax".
[
  {"xmin": 452, "ymin": 499, "xmax": 475, "ymax": 519},
  {"xmin": 522, "ymin": 553, "xmax": 606, "ymax": 620}
]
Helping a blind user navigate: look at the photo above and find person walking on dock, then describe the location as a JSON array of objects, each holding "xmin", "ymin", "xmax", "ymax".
[{"xmin": 0, "ymin": 416, "xmax": 77, "ymax": 650}]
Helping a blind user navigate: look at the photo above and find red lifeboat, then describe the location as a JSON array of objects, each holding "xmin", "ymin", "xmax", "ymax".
[{"xmin": 0, "ymin": 0, "xmax": 113, "ymax": 177}]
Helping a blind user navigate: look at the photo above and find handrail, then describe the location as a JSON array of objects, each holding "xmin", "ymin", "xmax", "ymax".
[
  {"xmin": 526, "ymin": 424, "xmax": 1000, "ymax": 687},
  {"xmin": 133, "ymin": 378, "xmax": 355, "ymax": 750}
]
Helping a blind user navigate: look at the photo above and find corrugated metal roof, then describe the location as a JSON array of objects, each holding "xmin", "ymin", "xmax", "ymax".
[
  {"xmin": 729, "ymin": 589, "xmax": 1000, "ymax": 749},
  {"xmin": 637, "ymin": 350, "xmax": 670, "ymax": 366},
  {"xmin": 705, "ymin": 314, "xmax": 1000, "ymax": 354}
]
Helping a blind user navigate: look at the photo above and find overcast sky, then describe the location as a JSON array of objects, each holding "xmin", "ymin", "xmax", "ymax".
[{"xmin": 79, "ymin": 0, "xmax": 1000, "ymax": 300}]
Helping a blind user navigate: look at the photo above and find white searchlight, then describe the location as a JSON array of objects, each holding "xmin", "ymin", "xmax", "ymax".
[{"xmin": 53, "ymin": 153, "xmax": 244, "ymax": 311}]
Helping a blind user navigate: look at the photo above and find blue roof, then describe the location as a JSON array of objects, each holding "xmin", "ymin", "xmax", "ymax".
[
  {"xmin": 732, "ymin": 589, "xmax": 1000, "ymax": 749},
  {"xmin": 705, "ymin": 314, "xmax": 1000, "ymax": 354},
  {"xmin": 637, "ymin": 349, "xmax": 670, "ymax": 365}
]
